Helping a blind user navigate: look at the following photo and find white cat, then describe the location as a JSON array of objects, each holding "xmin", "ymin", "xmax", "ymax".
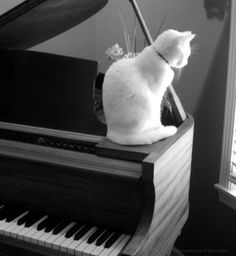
[{"xmin": 102, "ymin": 29, "xmax": 195, "ymax": 145}]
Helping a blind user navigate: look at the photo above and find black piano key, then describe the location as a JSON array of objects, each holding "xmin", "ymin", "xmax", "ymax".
[
  {"xmin": 74, "ymin": 225, "xmax": 92, "ymax": 241},
  {"xmin": 25, "ymin": 212, "xmax": 45, "ymax": 227},
  {"xmin": 17, "ymin": 210, "xmax": 43, "ymax": 226},
  {"xmin": 24, "ymin": 212, "xmax": 45, "ymax": 227},
  {"xmin": 17, "ymin": 211, "xmax": 32, "ymax": 225},
  {"xmin": 0, "ymin": 212, "xmax": 8, "ymax": 220},
  {"xmin": 37, "ymin": 216, "xmax": 51, "ymax": 230},
  {"xmin": 5, "ymin": 207, "xmax": 26, "ymax": 222},
  {"xmin": 95, "ymin": 230, "xmax": 113, "ymax": 246},
  {"xmin": 44, "ymin": 216, "xmax": 64, "ymax": 233},
  {"xmin": 52, "ymin": 219, "xmax": 72, "ymax": 235},
  {"xmin": 0, "ymin": 205, "xmax": 8, "ymax": 220},
  {"xmin": 65, "ymin": 223, "xmax": 84, "ymax": 238},
  {"xmin": 0, "ymin": 205, "xmax": 12, "ymax": 214},
  {"xmin": 1, "ymin": 205, "xmax": 25, "ymax": 222},
  {"xmin": 104, "ymin": 232, "xmax": 122, "ymax": 248},
  {"xmin": 87, "ymin": 228, "xmax": 105, "ymax": 244}
]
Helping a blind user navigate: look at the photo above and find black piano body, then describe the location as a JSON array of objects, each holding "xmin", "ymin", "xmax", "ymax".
[{"xmin": 0, "ymin": 1, "xmax": 194, "ymax": 255}]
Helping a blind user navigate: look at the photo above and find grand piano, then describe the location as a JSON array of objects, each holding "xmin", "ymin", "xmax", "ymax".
[{"xmin": 0, "ymin": 1, "xmax": 194, "ymax": 256}]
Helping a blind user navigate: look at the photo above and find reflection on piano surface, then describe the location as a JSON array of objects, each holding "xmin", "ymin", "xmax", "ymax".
[
  {"xmin": 0, "ymin": 117, "xmax": 194, "ymax": 256},
  {"xmin": 0, "ymin": 1, "xmax": 194, "ymax": 256}
]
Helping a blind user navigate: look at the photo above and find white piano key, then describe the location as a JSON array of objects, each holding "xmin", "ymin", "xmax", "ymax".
[
  {"xmin": 82, "ymin": 230, "xmax": 107, "ymax": 256},
  {"xmin": 60, "ymin": 225, "xmax": 85, "ymax": 253},
  {"xmin": 23, "ymin": 215, "xmax": 49, "ymax": 242},
  {"xmin": 0, "ymin": 220, "xmax": 9, "ymax": 235},
  {"xmin": 1, "ymin": 211, "xmax": 29, "ymax": 236},
  {"xmin": 18, "ymin": 215, "xmax": 48, "ymax": 241},
  {"xmin": 67, "ymin": 227, "xmax": 97, "ymax": 255},
  {"xmin": 91, "ymin": 231, "xmax": 115, "ymax": 256},
  {"xmin": 83, "ymin": 244, "xmax": 97, "ymax": 256},
  {"xmin": 48, "ymin": 222, "xmax": 76, "ymax": 250},
  {"xmin": 0, "ymin": 221, "xmax": 13, "ymax": 233},
  {"xmin": 0, "ymin": 216, "xmax": 13, "ymax": 232},
  {"xmin": 44, "ymin": 234, "xmax": 59, "ymax": 248},
  {"xmin": 105, "ymin": 235, "xmax": 131, "ymax": 256},
  {"xmin": 9, "ymin": 215, "xmax": 31, "ymax": 238},
  {"xmin": 10, "ymin": 223, "xmax": 26, "ymax": 238},
  {"xmin": 3, "ymin": 211, "xmax": 29, "ymax": 234},
  {"xmin": 0, "ymin": 204, "xmax": 131, "ymax": 256},
  {"xmin": 38, "ymin": 230, "xmax": 54, "ymax": 246},
  {"xmin": 74, "ymin": 233, "xmax": 94, "ymax": 256},
  {"xmin": 30, "ymin": 227, "xmax": 47, "ymax": 244},
  {"xmin": 44, "ymin": 223, "xmax": 71, "ymax": 248},
  {"xmin": 95, "ymin": 234, "xmax": 125, "ymax": 256},
  {"xmin": 91, "ymin": 243, "xmax": 105, "ymax": 256},
  {"xmin": 42, "ymin": 221, "xmax": 73, "ymax": 248},
  {"xmin": 60, "ymin": 236, "xmax": 75, "ymax": 253}
]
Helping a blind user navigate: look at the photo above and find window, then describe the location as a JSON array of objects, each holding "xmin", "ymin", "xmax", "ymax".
[{"xmin": 215, "ymin": 0, "xmax": 236, "ymax": 210}]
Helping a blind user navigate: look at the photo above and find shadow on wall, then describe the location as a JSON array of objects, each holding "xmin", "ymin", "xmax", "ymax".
[
  {"xmin": 190, "ymin": 1, "xmax": 229, "ymax": 207},
  {"xmin": 176, "ymin": 2, "xmax": 236, "ymax": 253},
  {"xmin": 204, "ymin": 0, "xmax": 230, "ymax": 20}
]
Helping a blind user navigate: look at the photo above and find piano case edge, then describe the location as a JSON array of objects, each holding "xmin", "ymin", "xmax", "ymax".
[
  {"xmin": 121, "ymin": 115, "xmax": 194, "ymax": 256},
  {"xmin": 0, "ymin": 115, "xmax": 194, "ymax": 256}
]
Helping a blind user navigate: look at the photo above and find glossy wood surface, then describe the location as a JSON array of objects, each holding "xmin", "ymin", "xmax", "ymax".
[
  {"xmin": 0, "ymin": 145, "xmax": 142, "ymax": 234},
  {"xmin": 0, "ymin": 48, "xmax": 106, "ymax": 136},
  {"xmin": 0, "ymin": 116, "xmax": 194, "ymax": 256},
  {"xmin": 122, "ymin": 116, "xmax": 194, "ymax": 256},
  {"xmin": 97, "ymin": 115, "xmax": 193, "ymax": 163}
]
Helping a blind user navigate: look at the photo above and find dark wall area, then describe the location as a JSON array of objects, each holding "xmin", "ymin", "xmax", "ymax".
[{"xmin": 174, "ymin": 1, "xmax": 236, "ymax": 254}]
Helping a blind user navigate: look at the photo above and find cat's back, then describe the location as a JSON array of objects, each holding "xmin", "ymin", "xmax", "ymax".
[
  {"xmin": 103, "ymin": 57, "xmax": 140, "ymax": 100},
  {"xmin": 104, "ymin": 57, "xmax": 137, "ymax": 80}
]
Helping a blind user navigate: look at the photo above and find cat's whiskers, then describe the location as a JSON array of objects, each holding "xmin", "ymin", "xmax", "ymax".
[{"xmin": 190, "ymin": 44, "xmax": 199, "ymax": 56}]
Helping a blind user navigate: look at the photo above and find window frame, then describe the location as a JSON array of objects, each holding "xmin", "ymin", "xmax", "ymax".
[{"xmin": 215, "ymin": 0, "xmax": 236, "ymax": 210}]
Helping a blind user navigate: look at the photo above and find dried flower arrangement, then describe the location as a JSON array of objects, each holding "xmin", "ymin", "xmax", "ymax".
[
  {"xmin": 105, "ymin": 0, "xmax": 173, "ymax": 62},
  {"xmin": 105, "ymin": 11, "xmax": 139, "ymax": 61}
]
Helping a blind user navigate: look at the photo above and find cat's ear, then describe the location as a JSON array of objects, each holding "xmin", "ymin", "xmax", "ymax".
[
  {"xmin": 175, "ymin": 31, "xmax": 195, "ymax": 45},
  {"xmin": 182, "ymin": 31, "xmax": 196, "ymax": 42}
]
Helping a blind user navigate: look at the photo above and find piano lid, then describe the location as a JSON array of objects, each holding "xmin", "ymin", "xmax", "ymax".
[{"xmin": 0, "ymin": 0, "xmax": 108, "ymax": 49}]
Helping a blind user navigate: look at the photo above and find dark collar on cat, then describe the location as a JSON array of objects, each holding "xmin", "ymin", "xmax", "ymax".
[{"xmin": 156, "ymin": 51, "xmax": 170, "ymax": 66}]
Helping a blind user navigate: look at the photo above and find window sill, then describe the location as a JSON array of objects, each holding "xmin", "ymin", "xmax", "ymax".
[{"xmin": 215, "ymin": 184, "xmax": 236, "ymax": 211}]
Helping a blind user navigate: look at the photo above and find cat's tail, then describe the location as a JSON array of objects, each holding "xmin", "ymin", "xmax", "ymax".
[{"xmin": 107, "ymin": 126, "xmax": 177, "ymax": 145}]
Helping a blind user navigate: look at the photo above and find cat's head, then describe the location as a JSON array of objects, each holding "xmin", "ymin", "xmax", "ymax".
[{"xmin": 153, "ymin": 29, "xmax": 195, "ymax": 69}]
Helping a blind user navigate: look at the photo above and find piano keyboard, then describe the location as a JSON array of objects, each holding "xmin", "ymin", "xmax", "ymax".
[{"xmin": 0, "ymin": 204, "xmax": 131, "ymax": 256}]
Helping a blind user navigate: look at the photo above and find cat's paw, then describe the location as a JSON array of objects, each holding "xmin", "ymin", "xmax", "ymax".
[{"xmin": 164, "ymin": 125, "xmax": 177, "ymax": 136}]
